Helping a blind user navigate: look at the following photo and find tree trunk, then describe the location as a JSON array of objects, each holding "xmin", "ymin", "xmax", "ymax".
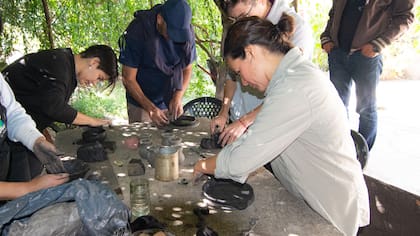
[
  {"xmin": 41, "ymin": 0, "xmax": 54, "ymax": 48},
  {"xmin": 212, "ymin": 0, "xmax": 235, "ymax": 100}
]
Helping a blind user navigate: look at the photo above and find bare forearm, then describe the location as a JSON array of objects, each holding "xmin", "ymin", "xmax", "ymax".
[
  {"xmin": 0, "ymin": 182, "xmax": 31, "ymax": 200},
  {"xmin": 219, "ymin": 79, "xmax": 237, "ymax": 117},
  {"xmin": 195, "ymin": 155, "xmax": 217, "ymax": 175},
  {"xmin": 123, "ymin": 79, "xmax": 156, "ymax": 112},
  {"xmin": 240, "ymin": 104, "xmax": 262, "ymax": 127},
  {"xmin": 173, "ymin": 64, "xmax": 193, "ymax": 101},
  {"xmin": 122, "ymin": 65, "xmax": 157, "ymax": 113},
  {"xmin": 72, "ymin": 112, "xmax": 109, "ymax": 126},
  {"xmin": 1, "ymin": 174, "xmax": 69, "ymax": 200}
]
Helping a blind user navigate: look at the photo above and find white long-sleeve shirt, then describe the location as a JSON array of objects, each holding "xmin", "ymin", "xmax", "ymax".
[
  {"xmin": 216, "ymin": 47, "xmax": 369, "ymax": 236},
  {"xmin": 0, "ymin": 74, "xmax": 42, "ymax": 151},
  {"xmin": 230, "ymin": 0, "xmax": 315, "ymax": 120}
]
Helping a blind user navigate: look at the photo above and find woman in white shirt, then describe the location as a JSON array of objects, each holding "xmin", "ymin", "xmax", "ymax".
[
  {"xmin": 211, "ymin": 0, "xmax": 314, "ymax": 146},
  {"xmin": 194, "ymin": 16, "xmax": 369, "ymax": 236}
]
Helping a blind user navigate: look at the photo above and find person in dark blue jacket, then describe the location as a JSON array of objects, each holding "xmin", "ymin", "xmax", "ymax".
[{"xmin": 119, "ymin": 0, "xmax": 196, "ymax": 126}]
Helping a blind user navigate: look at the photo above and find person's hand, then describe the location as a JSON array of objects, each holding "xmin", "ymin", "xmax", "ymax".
[
  {"xmin": 149, "ymin": 107, "xmax": 169, "ymax": 127},
  {"xmin": 192, "ymin": 156, "xmax": 216, "ymax": 185},
  {"xmin": 210, "ymin": 115, "xmax": 228, "ymax": 134},
  {"xmin": 218, "ymin": 120, "xmax": 247, "ymax": 146},
  {"xmin": 90, "ymin": 118, "xmax": 112, "ymax": 127},
  {"xmin": 322, "ymin": 42, "xmax": 335, "ymax": 53},
  {"xmin": 28, "ymin": 173, "xmax": 69, "ymax": 193},
  {"xmin": 192, "ymin": 159, "xmax": 205, "ymax": 185},
  {"xmin": 168, "ymin": 97, "xmax": 183, "ymax": 121},
  {"xmin": 360, "ymin": 44, "xmax": 379, "ymax": 58},
  {"xmin": 32, "ymin": 137, "xmax": 66, "ymax": 174}
]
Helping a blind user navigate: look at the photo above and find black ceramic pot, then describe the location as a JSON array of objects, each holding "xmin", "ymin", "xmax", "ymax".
[
  {"xmin": 62, "ymin": 158, "xmax": 90, "ymax": 181},
  {"xmin": 82, "ymin": 127, "xmax": 106, "ymax": 143},
  {"xmin": 47, "ymin": 157, "xmax": 90, "ymax": 181},
  {"xmin": 170, "ymin": 115, "xmax": 197, "ymax": 127}
]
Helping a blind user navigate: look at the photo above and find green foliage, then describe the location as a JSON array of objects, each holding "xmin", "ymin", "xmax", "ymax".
[
  {"xmin": 70, "ymin": 80, "xmax": 127, "ymax": 120},
  {"xmin": 297, "ymin": 0, "xmax": 332, "ymax": 71},
  {"xmin": 1, "ymin": 0, "xmax": 419, "ymax": 121},
  {"xmin": 0, "ymin": 1, "xmax": 43, "ymax": 56},
  {"xmin": 1, "ymin": 0, "xmax": 220, "ymax": 120},
  {"xmin": 186, "ymin": 0, "xmax": 221, "ymax": 100},
  {"xmin": 1, "ymin": 0, "xmax": 218, "ymax": 99}
]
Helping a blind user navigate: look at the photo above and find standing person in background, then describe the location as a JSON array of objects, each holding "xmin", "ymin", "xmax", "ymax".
[
  {"xmin": 211, "ymin": 0, "xmax": 314, "ymax": 146},
  {"xmin": 194, "ymin": 16, "xmax": 369, "ymax": 236},
  {"xmin": 321, "ymin": 0, "xmax": 415, "ymax": 150},
  {"xmin": 118, "ymin": 0, "xmax": 196, "ymax": 126}
]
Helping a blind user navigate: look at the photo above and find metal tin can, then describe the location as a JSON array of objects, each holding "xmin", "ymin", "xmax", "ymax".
[{"xmin": 155, "ymin": 146, "xmax": 179, "ymax": 181}]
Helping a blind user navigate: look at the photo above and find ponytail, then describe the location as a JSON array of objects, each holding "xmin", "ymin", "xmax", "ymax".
[
  {"xmin": 224, "ymin": 14, "xmax": 295, "ymax": 60},
  {"xmin": 276, "ymin": 13, "xmax": 295, "ymax": 40}
]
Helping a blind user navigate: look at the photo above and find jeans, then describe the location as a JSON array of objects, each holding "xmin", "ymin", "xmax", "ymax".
[{"xmin": 328, "ymin": 48, "xmax": 383, "ymax": 150}]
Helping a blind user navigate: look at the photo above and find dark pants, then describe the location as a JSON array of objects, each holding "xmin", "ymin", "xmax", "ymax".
[
  {"xmin": 328, "ymin": 48, "xmax": 383, "ymax": 150},
  {"xmin": 7, "ymin": 141, "xmax": 43, "ymax": 182},
  {"xmin": 0, "ymin": 139, "xmax": 10, "ymax": 181}
]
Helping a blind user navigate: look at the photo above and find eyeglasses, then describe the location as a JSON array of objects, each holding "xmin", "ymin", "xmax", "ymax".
[
  {"xmin": 228, "ymin": 2, "xmax": 255, "ymax": 22},
  {"xmin": 228, "ymin": 70, "xmax": 241, "ymax": 81}
]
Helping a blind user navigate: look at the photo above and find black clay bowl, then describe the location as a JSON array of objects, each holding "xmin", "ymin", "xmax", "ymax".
[
  {"xmin": 62, "ymin": 159, "xmax": 90, "ymax": 181},
  {"xmin": 82, "ymin": 127, "xmax": 106, "ymax": 143},
  {"xmin": 171, "ymin": 115, "xmax": 197, "ymax": 127},
  {"xmin": 202, "ymin": 178, "xmax": 254, "ymax": 210}
]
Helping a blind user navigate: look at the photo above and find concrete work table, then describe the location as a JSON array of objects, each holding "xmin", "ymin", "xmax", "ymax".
[{"xmin": 55, "ymin": 118, "xmax": 341, "ymax": 236}]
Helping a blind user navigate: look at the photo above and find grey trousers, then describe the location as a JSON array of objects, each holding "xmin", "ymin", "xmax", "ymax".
[{"xmin": 127, "ymin": 103, "xmax": 152, "ymax": 124}]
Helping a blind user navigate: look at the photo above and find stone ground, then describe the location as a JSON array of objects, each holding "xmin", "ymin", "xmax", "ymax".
[{"xmin": 348, "ymin": 79, "xmax": 420, "ymax": 196}]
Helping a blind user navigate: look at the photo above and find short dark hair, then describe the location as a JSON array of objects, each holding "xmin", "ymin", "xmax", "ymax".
[
  {"xmin": 80, "ymin": 45, "xmax": 118, "ymax": 91},
  {"xmin": 223, "ymin": 15, "xmax": 295, "ymax": 60}
]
